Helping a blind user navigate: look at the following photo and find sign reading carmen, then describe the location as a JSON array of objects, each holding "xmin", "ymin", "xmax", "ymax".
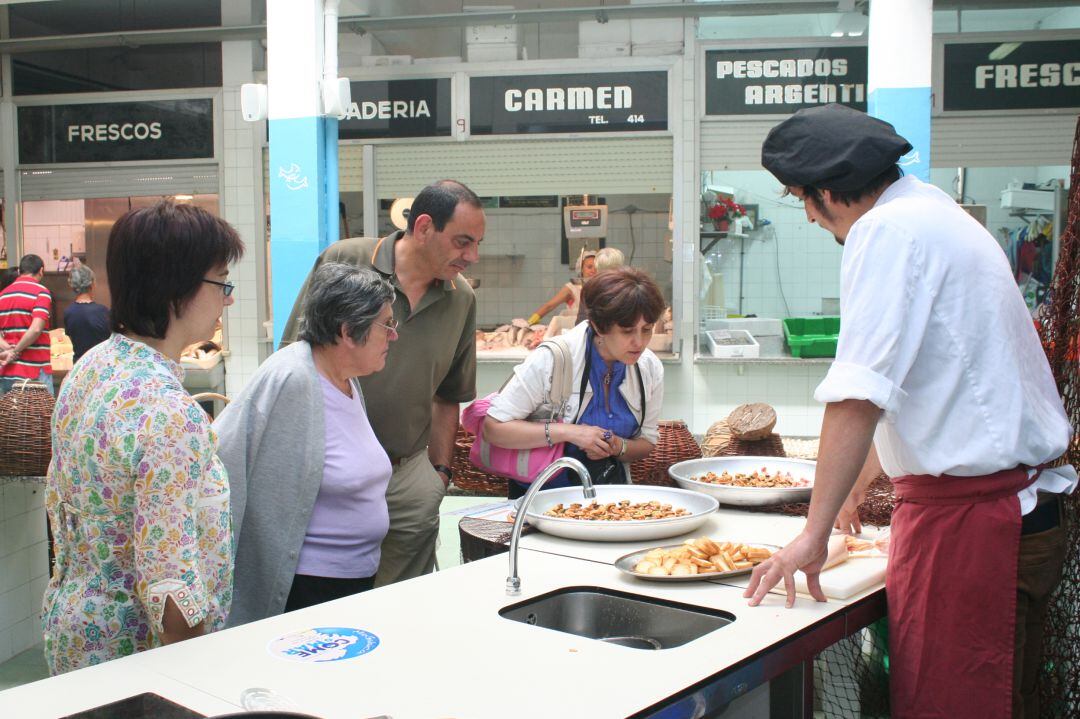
[
  {"xmin": 18, "ymin": 99, "xmax": 214, "ymax": 164},
  {"xmin": 705, "ymin": 47, "xmax": 868, "ymax": 115},
  {"xmin": 943, "ymin": 40, "xmax": 1080, "ymax": 111},
  {"xmin": 470, "ymin": 71, "xmax": 668, "ymax": 134}
]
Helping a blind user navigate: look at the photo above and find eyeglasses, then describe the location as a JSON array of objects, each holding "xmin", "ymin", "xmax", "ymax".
[
  {"xmin": 202, "ymin": 278, "xmax": 235, "ymax": 297},
  {"xmin": 373, "ymin": 317, "xmax": 399, "ymax": 337}
]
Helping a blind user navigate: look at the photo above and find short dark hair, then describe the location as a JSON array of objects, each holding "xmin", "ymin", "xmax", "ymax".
[
  {"xmin": 0, "ymin": 268, "xmax": 18, "ymax": 291},
  {"xmin": 298, "ymin": 263, "xmax": 394, "ymax": 347},
  {"xmin": 583, "ymin": 267, "xmax": 666, "ymax": 334},
  {"xmin": 107, "ymin": 200, "xmax": 244, "ymax": 338},
  {"xmin": 19, "ymin": 254, "xmax": 44, "ymax": 276},
  {"xmin": 407, "ymin": 179, "xmax": 482, "ymax": 233},
  {"xmin": 799, "ymin": 164, "xmax": 902, "ymax": 208}
]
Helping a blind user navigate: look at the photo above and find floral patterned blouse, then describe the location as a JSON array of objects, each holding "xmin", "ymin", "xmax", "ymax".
[{"xmin": 42, "ymin": 334, "xmax": 233, "ymax": 675}]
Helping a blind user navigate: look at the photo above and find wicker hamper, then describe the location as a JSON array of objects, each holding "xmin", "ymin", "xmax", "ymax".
[
  {"xmin": 701, "ymin": 419, "xmax": 786, "ymax": 458},
  {"xmin": 0, "ymin": 380, "xmax": 56, "ymax": 477},
  {"xmin": 451, "ymin": 426, "xmax": 510, "ymax": 496},
  {"xmin": 630, "ymin": 420, "xmax": 702, "ymax": 487}
]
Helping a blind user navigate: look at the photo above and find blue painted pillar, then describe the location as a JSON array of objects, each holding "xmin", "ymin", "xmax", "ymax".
[
  {"xmin": 867, "ymin": 0, "xmax": 932, "ymax": 182},
  {"xmin": 267, "ymin": 0, "xmax": 336, "ymax": 347}
]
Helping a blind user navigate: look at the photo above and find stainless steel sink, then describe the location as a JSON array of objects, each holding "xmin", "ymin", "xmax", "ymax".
[{"xmin": 499, "ymin": 586, "xmax": 735, "ymax": 650}]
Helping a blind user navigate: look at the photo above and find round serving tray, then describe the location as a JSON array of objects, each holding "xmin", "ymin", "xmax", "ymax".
[
  {"xmin": 614, "ymin": 542, "xmax": 781, "ymax": 582},
  {"xmin": 668, "ymin": 456, "xmax": 816, "ymax": 507},
  {"xmin": 522, "ymin": 484, "xmax": 718, "ymax": 542}
]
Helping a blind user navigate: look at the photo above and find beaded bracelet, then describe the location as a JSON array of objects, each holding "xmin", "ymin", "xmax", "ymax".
[{"xmin": 544, "ymin": 421, "xmax": 554, "ymax": 448}]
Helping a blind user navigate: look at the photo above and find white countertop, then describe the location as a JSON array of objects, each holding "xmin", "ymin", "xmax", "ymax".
[{"xmin": 1, "ymin": 508, "xmax": 885, "ymax": 719}]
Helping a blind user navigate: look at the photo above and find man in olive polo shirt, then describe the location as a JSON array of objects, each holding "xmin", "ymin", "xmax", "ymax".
[{"xmin": 282, "ymin": 179, "xmax": 483, "ymax": 586}]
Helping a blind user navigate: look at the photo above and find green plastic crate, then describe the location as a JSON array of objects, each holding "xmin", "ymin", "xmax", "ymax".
[{"xmin": 783, "ymin": 316, "xmax": 841, "ymax": 358}]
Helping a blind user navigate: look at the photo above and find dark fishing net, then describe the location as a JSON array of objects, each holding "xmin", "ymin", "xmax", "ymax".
[{"xmin": 1036, "ymin": 116, "xmax": 1080, "ymax": 719}]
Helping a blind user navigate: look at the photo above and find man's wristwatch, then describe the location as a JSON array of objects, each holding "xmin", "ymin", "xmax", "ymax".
[{"xmin": 433, "ymin": 464, "xmax": 454, "ymax": 483}]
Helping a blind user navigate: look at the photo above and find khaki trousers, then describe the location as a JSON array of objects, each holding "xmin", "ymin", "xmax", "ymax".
[
  {"xmin": 374, "ymin": 450, "xmax": 446, "ymax": 588},
  {"xmin": 1013, "ymin": 501, "xmax": 1068, "ymax": 719}
]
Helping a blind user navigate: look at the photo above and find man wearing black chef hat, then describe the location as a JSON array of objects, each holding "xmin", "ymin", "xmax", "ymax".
[{"xmin": 745, "ymin": 103, "xmax": 1075, "ymax": 719}]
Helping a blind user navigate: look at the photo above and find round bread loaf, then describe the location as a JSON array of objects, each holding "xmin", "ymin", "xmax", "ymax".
[{"xmin": 727, "ymin": 403, "xmax": 777, "ymax": 441}]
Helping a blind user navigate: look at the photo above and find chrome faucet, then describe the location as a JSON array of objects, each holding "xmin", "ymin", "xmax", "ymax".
[{"xmin": 506, "ymin": 456, "xmax": 594, "ymax": 596}]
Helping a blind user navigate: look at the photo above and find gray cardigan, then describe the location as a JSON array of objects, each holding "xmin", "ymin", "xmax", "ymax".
[{"xmin": 214, "ymin": 341, "xmax": 362, "ymax": 628}]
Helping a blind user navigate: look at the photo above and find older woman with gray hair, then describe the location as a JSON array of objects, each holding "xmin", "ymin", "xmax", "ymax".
[
  {"xmin": 215, "ymin": 262, "xmax": 398, "ymax": 625},
  {"xmin": 63, "ymin": 264, "xmax": 111, "ymax": 363}
]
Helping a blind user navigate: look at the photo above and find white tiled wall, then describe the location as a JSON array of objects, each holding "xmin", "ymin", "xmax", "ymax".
[
  {"xmin": 0, "ymin": 483, "xmax": 49, "ymax": 663},
  {"xmin": 221, "ymin": 38, "xmax": 270, "ymax": 397}
]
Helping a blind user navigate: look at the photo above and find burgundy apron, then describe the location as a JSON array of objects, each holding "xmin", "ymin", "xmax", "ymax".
[{"xmin": 888, "ymin": 466, "xmax": 1041, "ymax": 719}]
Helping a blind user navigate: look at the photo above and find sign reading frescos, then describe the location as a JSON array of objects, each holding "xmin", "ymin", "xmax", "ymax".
[
  {"xmin": 338, "ymin": 78, "xmax": 452, "ymax": 139},
  {"xmin": 704, "ymin": 47, "xmax": 868, "ymax": 115},
  {"xmin": 268, "ymin": 627, "xmax": 380, "ymax": 663},
  {"xmin": 943, "ymin": 40, "xmax": 1080, "ymax": 111},
  {"xmin": 18, "ymin": 99, "xmax": 214, "ymax": 164},
  {"xmin": 470, "ymin": 71, "xmax": 668, "ymax": 135}
]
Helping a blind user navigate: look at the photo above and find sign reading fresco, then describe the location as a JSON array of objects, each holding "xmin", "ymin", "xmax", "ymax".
[
  {"xmin": 18, "ymin": 99, "xmax": 214, "ymax": 164},
  {"xmin": 470, "ymin": 71, "xmax": 668, "ymax": 134},
  {"xmin": 704, "ymin": 47, "xmax": 868, "ymax": 115},
  {"xmin": 943, "ymin": 40, "xmax": 1080, "ymax": 111},
  {"xmin": 338, "ymin": 78, "xmax": 452, "ymax": 139}
]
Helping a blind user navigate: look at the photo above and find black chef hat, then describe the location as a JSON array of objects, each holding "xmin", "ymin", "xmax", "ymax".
[{"xmin": 761, "ymin": 104, "xmax": 912, "ymax": 192}]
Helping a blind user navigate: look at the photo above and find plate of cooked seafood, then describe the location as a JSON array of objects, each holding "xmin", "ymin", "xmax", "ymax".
[
  {"xmin": 522, "ymin": 484, "xmax": 718, "ymax": 541},
  {"xmin": 615, "ymin": 536, "xmax": 780, "ymax": 582},
  {"xmin": 668, "ymin": 457, "xmax": 816, "ymax": 507}
]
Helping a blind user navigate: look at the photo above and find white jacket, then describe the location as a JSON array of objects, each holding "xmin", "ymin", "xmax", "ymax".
[{"xmin": 486, "ymin": 321, "xmax": 664, "ymax": 445}]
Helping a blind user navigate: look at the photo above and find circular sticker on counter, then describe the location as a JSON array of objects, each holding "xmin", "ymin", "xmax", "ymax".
[{"xmin": 268, "ymin": 627, "xmax": 380, "ymax": 663}]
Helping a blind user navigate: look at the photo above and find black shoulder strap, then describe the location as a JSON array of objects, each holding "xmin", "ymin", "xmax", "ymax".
[
  {"xmin": 634, "ymin": 364, "xmax": 646, "ymax": 437},
  {"xmin": 573, "ymin": 337, "xmax": 593, "ymax": 424}
]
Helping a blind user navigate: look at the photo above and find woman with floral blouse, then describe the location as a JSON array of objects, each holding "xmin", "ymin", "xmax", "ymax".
[{"xmin": 42, "ymin": 200, "xmax": 244, "ymax": 674}]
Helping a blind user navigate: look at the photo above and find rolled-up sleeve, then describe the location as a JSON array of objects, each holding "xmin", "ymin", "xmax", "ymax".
[
  {"xmin": 486, "ymin": 349, "xmax": 555, "ymax": 423},
  {"xmin": 813, "ymin": 217, "xmax": 931, "ymax": 420}
]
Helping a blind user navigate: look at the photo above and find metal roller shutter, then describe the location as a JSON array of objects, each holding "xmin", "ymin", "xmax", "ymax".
[
  {"xmin": 931, "ymin": 114, "xmax": 1075, "ymax": 168},
  {"xmin": 262, "ymin": 145, "xmax": 365, "ymax": 193},
  {"xmin": 701, "ymin": 114, "xmax": 1076, "ymax": 171},
  {"xmin": 19, "ymin": 164, "xmax": 220, "ymax": 201},
  {"xmin": 374, "ymin": 137, "xmax": 673, "ymax": 198}
]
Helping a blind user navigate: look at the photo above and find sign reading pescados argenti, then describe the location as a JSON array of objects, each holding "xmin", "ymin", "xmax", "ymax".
[
  {"xmin": 18, "ymin": 99, "xmax": 214, "ymax": 164},
  {"xmin": 705, "ymin": 47, "xmax": 867, "ymax": 115},
  {"xmin": 470, "ymin": 71, "xmax": 668, "ymax": 134}
]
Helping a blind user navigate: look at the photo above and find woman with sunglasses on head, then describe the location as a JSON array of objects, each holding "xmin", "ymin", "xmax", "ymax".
[
  {"xmin": 484, "ymin": 267, "xmax": 665, "ymax": 499},
  {"xmin": 42, "ymin": 200, "xmax": 244, "ymax": 674},
  {"xmin": 215, "ymin": 262, "xmax": 398, "ymax": 626}
]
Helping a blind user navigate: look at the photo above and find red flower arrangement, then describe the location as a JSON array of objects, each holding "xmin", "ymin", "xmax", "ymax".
[{"xmin": 707, "ymin": 197, "xmax": 745, "ymax": 231}]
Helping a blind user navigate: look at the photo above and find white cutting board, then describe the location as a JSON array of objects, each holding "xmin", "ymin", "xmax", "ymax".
[{"xmin": 769, "ymin": 556, "xmax": 887, "ymax": 600}]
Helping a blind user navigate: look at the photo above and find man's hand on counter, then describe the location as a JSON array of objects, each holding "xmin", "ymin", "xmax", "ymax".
[{"xmin": 743, "ymin": 530, "xmax": 829, "ymax": 608}]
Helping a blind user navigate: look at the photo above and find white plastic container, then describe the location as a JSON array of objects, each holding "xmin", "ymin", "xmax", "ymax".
[{"xmin": 706, "ymin": 329, "xmax": 760, "ymax": 359}]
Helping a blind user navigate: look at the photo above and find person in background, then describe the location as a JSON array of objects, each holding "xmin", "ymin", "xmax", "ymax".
[
  {"xmin": 0, "ymin": 267, "xmax": 18, "ymax": 291},
  {"xmin": 42, "ymin": 201, "xmax": 243, "ymax": 674},
  {"xmin": 485, "ymin": 267, "xmax": 665, "ymax": 499},
  {"xmin": 63, "ymin": 265, "xmax": 111, "ymax": 364},
  {"xmin": 743, "ymin": 104, "xmax": 1076, "ymax": 718},
  {"xmin": 217, "ymin": 263, "xmax": 396, "ymax": 626},
  {"xmin": 0, "ymin": 254, "xmax": 52, "ymax": 395},
  {"xmin": 575, "ymin": 247, "xmax": 626, "ymax": 324},
  {"xmin": 527, "ymin": 248, "xmax": 597, "ymax": 326},
  {"xmin": 281, "ymin": 179, "xmax": 482, "ymax": 587}
]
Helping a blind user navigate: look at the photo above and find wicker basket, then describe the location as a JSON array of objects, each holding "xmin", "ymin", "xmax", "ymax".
[
  {"xmin": 0, "ymin": 380, "xmax": 56, "ymax": 477},
  {"xmin": 451, "ymin": 426, "xmax": 510, "ymax": 496},
  {"xmin": 631, "ymin": 420, "xmax": 702, "ymax": 487},
  {"xmin": 701, "ymin": 419, "xmax": 786, "ymax": 458}
]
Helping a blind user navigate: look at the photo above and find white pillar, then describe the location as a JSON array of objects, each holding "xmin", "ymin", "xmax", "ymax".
[{"xmin": 868, "ymin": 0, "xmax": 932, "ymax": 182}]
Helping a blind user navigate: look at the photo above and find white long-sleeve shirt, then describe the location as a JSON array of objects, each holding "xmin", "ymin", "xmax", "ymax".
[{"xmin": 814, "ymin": 175, "xmax": 1076, "ymax": 511}]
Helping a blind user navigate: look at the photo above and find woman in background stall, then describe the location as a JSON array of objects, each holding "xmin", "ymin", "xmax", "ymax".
[
  {"xmin": 63, "ymin": 265, "xmax": 111, "ymax": 364},
  {"xmin": 42, "ymin": 200, "xmax": 243, "ymax": 674},
  {"xmin": 526, "ymin": 248, "xmax": 598, "ymax": 326}
]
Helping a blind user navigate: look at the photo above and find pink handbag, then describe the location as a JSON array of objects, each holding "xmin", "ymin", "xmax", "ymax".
[{"xmin": 460, "ymin": 337, "xmax": 574, "ymax": 483}]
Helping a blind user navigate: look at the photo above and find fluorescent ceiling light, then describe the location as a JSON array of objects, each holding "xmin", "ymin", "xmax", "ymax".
[
  {"xmin": 988, "ymin": 42, "xmax": 1022, "ymax": 60},
  {"xmin": 832, "ymin": 11, "xmax": 868, "ymax": 37}
]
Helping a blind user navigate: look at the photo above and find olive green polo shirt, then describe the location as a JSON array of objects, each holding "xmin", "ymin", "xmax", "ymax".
[{"xmin": 281, "ymin": 231, "xmax": 477, "ymax": 461}]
